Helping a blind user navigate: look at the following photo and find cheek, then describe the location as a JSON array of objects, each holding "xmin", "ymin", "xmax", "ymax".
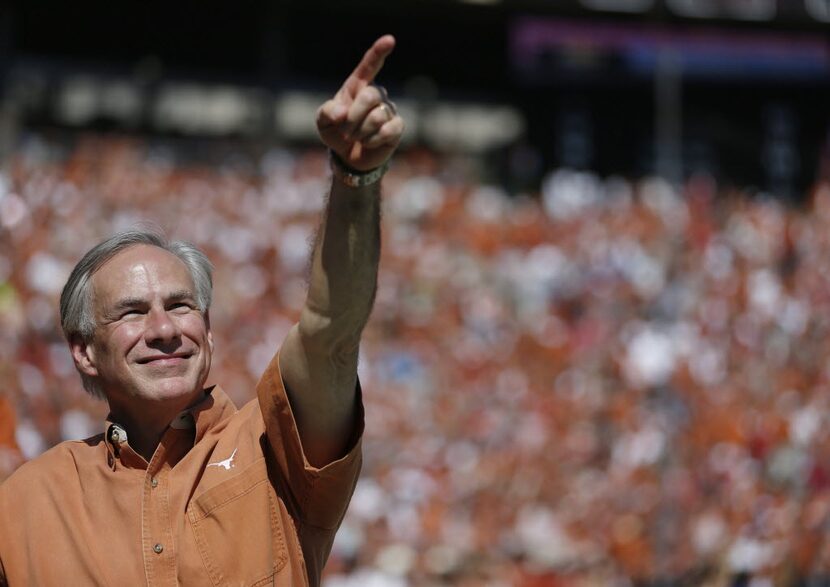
[
  {"xmin": 181, "ymin": 316, "xmax": 210, "ymax": 345},
  {"xmin": 104, "ymin": 324, "xmax": 146, "ymax": 358},
  {"xmin": 179, "ymin": 312, "xmax": 208, "ymax": 340}
]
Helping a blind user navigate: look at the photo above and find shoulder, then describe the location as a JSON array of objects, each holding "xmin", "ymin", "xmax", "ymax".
[{"xmin": 0, "ymin": 435, "xmax": 105, "ymax": 498}]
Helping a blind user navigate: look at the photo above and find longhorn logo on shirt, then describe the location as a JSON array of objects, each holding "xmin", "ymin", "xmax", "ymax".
[{"xmin": 207, "ymin": 448, "xmax": 237, "ymax": 470}]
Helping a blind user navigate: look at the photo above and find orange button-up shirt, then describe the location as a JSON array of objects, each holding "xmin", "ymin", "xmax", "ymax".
[{"xmin": 0, "ymin": 352, "xmax": 363, "ymax": 587}]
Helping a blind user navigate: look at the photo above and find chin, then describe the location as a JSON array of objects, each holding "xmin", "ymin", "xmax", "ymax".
[{"xmin": 147, "ymin": 377, "xmax": 203, "ymax": 403}]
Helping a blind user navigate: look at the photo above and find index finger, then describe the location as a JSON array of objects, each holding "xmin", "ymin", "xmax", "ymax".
[{"xmin": 341, "ymin": 35, "xmax": 396, "ymax": 99}]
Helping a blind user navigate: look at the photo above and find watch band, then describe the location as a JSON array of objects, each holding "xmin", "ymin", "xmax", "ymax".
[{"xmin": 329, "ymin": 151, "xmax": 390, "ymax": 188}]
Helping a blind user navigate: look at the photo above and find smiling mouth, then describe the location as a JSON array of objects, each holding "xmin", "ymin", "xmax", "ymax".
[{"xmin": 137, "ymin": 353, "xmax": 192, "ymax": 365}]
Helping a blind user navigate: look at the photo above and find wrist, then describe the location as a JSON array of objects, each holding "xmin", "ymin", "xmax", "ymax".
[{"xmin": 329, "ymin": 150, "xmax": 389, "ymax": 188}]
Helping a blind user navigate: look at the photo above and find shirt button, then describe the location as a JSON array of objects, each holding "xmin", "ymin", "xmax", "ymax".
[
  {"xmin": 153, "ymin": 543, "xmax": 164, "ymax": 554},
  {"xmin": 151, "ymin": 478, "xmax": 158, "ymax": 488}
]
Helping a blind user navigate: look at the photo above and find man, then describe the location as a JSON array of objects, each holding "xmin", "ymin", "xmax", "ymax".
[{"xmin": 0, "ymin": 35, "xmax": 404, "ymax": 586}]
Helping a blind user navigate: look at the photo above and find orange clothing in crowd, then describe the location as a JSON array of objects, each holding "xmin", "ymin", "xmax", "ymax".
[
  {"xmin": 0, "ymin": 352, "xmax": 363, "ymax": 587},
  {"xmin": 0, "ymin": 398, "xmax": 17, "ymax": 451}
]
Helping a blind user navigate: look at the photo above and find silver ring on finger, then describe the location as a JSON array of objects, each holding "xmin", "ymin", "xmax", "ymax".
[{"xmin": 372, "ymin": 83, "xmax": 397, "ymax": 117}]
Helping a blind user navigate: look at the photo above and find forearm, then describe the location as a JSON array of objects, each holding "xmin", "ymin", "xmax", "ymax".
[
  {"xmin": 279, "ymin": 35, "xmax": 399, "ymax": 467},
  {"xmin": 300, "ymin": 177, "xmax": 381, "ymax": 357},
  {"xmin": 278, "ymin": 176, "xmax": 380, "ymax": 467}
]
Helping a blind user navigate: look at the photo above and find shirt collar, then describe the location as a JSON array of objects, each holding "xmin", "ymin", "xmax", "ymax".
[
  {"xmin": 102, "ymin": 386, "xmax": 237, "ymax": 470},
  {"xmin": 103, "ymin": 422, "xmax": 146, "ymax": 470},
  {"xmin": 190, "ymin": 386, "xmax": 238, "ymax": 444}
]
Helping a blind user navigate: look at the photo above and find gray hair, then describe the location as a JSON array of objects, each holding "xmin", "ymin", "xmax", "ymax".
[{"xmin": 59, "ymin": 229, "xmax": 214, "ymax": 398}]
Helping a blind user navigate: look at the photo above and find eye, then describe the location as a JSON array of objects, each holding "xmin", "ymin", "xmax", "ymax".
[{"xmin": 169, "ymin": 302, "xmax": 193, "ymax": 313}]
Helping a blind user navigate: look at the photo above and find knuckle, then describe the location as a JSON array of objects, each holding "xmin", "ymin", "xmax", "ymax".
[
  {"xmin": 355, "ymin": 87, "xmax": 371, "ymax": 104},
  {"xmin": 362, "ymin": 85, "xmax": 382, "ymax": 105},
  {"xmin": 370, "ymin": 108, "xmax": 387, "ymax": 125}
]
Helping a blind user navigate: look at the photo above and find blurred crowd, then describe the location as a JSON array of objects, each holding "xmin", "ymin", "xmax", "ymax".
[{"xmin": 3, "ymin": 132, "xmax": 830, "ymax": 586}]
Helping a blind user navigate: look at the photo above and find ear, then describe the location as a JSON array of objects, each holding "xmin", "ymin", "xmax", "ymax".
[{"xmin": 69, "ymin": 335, "xmax": 99, "ymax": 378}]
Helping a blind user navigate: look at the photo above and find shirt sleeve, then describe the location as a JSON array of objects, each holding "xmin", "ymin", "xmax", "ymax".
[{"xmin": 255, "ymin": 348, "xmax": 364, "ymax": 531}]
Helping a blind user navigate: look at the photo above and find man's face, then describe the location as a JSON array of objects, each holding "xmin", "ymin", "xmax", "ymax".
[{"xmin": 74, "ymin": 244, "xmax": 213, "ymax": 410}]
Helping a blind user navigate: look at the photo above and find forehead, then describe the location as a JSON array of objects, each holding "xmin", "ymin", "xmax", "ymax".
[{"xmin": 91, "ymin": 244, "xmax": 194, "ymax": 305}]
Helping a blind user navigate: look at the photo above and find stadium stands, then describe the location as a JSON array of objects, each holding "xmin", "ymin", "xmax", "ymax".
[{"xmin": 2, "ymin": 132, "xmax": 830, "ymax": 585}]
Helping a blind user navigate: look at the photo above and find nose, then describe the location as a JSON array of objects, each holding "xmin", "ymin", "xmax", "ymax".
[{"xmin": 144, "ymin": 307, "xmax": 182, "ymax": 345}]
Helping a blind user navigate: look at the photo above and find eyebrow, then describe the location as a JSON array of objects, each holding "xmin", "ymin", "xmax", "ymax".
[
  {"xmin": 166, "ymin": 290, "xmax": 196, "ymax": 303},
  {"xmin": 111, "ymin": 290, "xmax": 195, "ymax": 312},
  {"xmin": 111, "ymin": 297, "xmax": 148, "ymax": 312}
]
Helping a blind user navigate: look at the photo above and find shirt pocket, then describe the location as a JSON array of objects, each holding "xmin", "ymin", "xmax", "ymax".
[{"xmin": 188, "ymin": 457, "xmax": 288, "ymax": 586}]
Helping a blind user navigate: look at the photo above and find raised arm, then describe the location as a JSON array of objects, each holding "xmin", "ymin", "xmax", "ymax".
[{"xmin": 278, "ymin": 35, "xmax": 404, "ymax": 467}]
